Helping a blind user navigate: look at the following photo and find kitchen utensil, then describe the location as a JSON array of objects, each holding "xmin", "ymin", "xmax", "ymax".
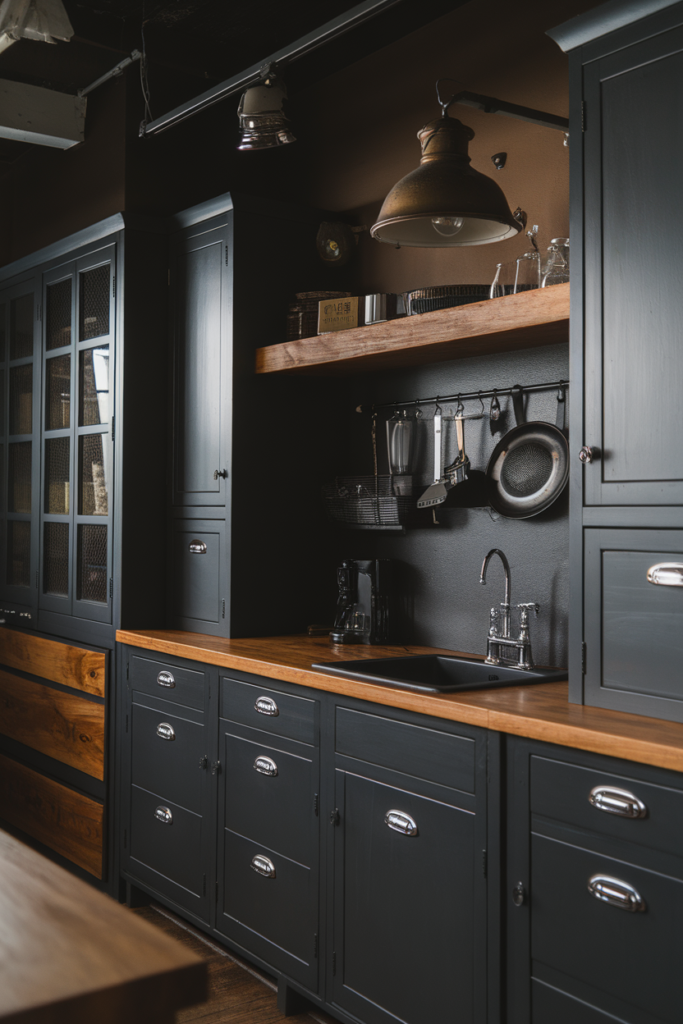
[
  {"xmin": 386, "ymin": 408, "xmax": 414, "ymax": 495},
  {"xmin": 490, "ymin": 391, "xmax": 501, "ymax": 421},
  {"xmin": 330, "ymin": 559, "xmax": 393, "ymax": 644},
  {"xmin": 404, "ymin": 284, "xmax": 490, "ymax": 315},
  {"xmin": 444, "ymin": 414, "xmax": 469, "ymax": 487},
  {"xmin": 417, "ymin": 405, "xmax": 448, "ymax": 508},
  {"xmin": 485, "ymin": 385, "xmax": 569, "ymax": 518}
]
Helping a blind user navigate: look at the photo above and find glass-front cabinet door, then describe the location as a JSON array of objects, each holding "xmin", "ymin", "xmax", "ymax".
[
  {"xmin": 1, "ymin": 277, "xmax": 40, "ymax": 610},
  {"xmin": 40, "ymin": 245, "xmax": 114, "ymax": 623}
]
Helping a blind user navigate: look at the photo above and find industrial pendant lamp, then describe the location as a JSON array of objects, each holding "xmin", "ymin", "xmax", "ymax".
[
  {"xmin": 371, "ymin": 81, "xmax": 522, "ymax": 247},
  {"xmin": 237, "ymin": 64, "xmax": 295, "ymax": 151}
]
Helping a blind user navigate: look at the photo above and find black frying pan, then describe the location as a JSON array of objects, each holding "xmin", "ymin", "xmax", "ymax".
[{"xmin": 486, "ymin": 385, "xmax": 568, "ymax": 518}]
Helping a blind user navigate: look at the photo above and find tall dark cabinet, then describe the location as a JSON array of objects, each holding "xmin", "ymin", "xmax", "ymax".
[
  {"xmin": 0, "ymin": 214, "xmax": 167, "ymax": 891},
  {"xmin": 549, "ymin": 0, "xmax": 683, "ymax": 722},
  {"xmin": 167, "ymin": 193, "xmax": 348, "ymax": 639}
]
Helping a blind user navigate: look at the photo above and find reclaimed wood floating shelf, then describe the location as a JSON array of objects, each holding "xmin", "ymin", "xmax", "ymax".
[{"xmin": 255, "ymin": 282, "xmax": 570, "ymax": 376}]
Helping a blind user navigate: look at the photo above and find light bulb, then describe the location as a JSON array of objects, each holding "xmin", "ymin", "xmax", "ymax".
[{"xmin": 431, "ymin": 216, "xmax": 464, "ymax": 237}]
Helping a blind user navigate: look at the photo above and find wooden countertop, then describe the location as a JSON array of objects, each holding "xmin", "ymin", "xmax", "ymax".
[
  {"xmin": 0, "ymin": 828, "xmax": 206, "ymax": 1024},
  {"xmin": 117, "ymin": 630, "xmax": 683, "ymax": 774}
]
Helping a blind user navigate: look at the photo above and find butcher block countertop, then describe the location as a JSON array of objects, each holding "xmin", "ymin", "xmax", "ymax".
[
  {"xmin": 117, "ymin": 630, "xmax": 683, "ymax": 774},
  {"xmin": 0, "ymin": 827, "xmax": 206, "ymax": 1024}
]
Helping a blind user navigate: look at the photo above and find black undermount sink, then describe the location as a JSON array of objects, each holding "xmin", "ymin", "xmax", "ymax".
[{"xmin": 311, "ymin": 654, "xmax": 567, "ymax": 694}]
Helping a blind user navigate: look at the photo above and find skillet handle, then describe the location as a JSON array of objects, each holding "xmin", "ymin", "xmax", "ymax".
[
  {"xmin": 511, "ymin": 385, "xmax": 526, "ymax": 426},
  {"xmin": 556, "ymin": 385, "xmax": 567, "ymax": 435}
]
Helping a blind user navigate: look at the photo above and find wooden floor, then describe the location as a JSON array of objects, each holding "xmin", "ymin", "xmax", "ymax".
[{"xmin": 132, "ymin": 905, "xmax": 338, "ymax": 1024}]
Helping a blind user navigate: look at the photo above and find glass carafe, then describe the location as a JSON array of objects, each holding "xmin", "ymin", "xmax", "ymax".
[
  {"xmin": 542, "ymin": 237, "xmax": 569, "ymax": 287},
  {"xmin": 386, "ymin": 409, "xmax": 414, "ymax": 494}
]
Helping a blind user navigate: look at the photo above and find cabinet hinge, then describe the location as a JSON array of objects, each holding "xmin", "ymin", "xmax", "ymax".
[
  {"xmin": 581, "ymin": 100, "xmax": 586, "ymax": 132},
  {"xmin": 108, "ymin": 578, "xmax": 113, "ymax": 599},
  {"xmin": 123, "ymin": 829, "xmax": 127, "ymax": 849},
  {"xmin": 112, "ymin": 275, "xmax": 116, "ymax": 298},
  {"xmin": 314, "ymin": 793, "xmax": 319, "ymax": 817},
  {"xmin": 221, "ymin": 599, "xmax": 225, "ymax": 619},
  {"xmin": 581, "ymin": 641, "xmax": 587, "ymax": 675},
  {"xmin": 225, "ymin": 245, "xmax": 228, "ymax": 266},
  {"xmin": 35, "ymin": 570, "xmax": 39, "ymax": 589},
  {"xmin": 330, "ymin": 808, "xmax": 340, "ymax": 826},
  {"xmin": 313, "ymin": 933, "xmax": 318, "ymax": 959},
  {"xmin": 111, "ymin": 415, "xmax": 115, "ymax": 443},
  {"xmin": 126, "ymin": 663, "xmax": 129, "ymax": 680},
  {"xmin": 215, "ymin": 881, "xmax": 219, "ymax": 903},
  {"xmin": 482, "ymin": 849, "xmax": 487, "ymax": 878},
  {"xmin": 36, "ymin": 302, "xmax": 42, "ymax": 322},
  {"xmin": 332, "ymin": 952, "xmax": 336, "ymax": 976},
  {"xmin": 203, "ymin": 874, "xmax": 207, "ymax": 897}
]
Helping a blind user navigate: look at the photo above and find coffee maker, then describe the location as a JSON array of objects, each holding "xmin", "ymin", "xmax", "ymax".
[{"xmin": 330, "ymin": 559, "xmax": 392, "ymax": 644}]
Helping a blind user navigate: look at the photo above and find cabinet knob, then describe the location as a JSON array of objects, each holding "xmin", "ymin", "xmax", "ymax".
[
  {"xmin": 384, "ymin": 810, "xmax": 418, "ymax": 836},
  {"xmin": 213, "ymin": 469, "xmax": 227, "ymax": 480},
  {"xmin": 156, "ymin": 722, "xmax": 175, "ymax": 741},
  {"xmin": 588, "ymin": 785, "xmax": 646, "ymax": 818},
  {"xmin": 646, "ymin": 562, "xmax": 683, "ymax": 587},
  {"xmin": 254, "ymin": 756, "xmax": 278, "ymax": 776},
  {"xmin": 254, "ymin": 695, "xmax": 279, "ymax": 717},
  {"xmin": 588, "ymin": 874, "xmax": 645, "ymax": 912},
  {"xmin": 578, "ymin": 445, "xmax": 597, "ymax": 464},
  {"xmin": 199, "ymin": 755, "xmax": 208, "ymax": 770},
  {"xmin": 157, "ymin": 670, "xmax": 175, "ymax": 688},
  {"xmin": 512, "ymin": 881, "xmax": 525, "ymax": 907},
  {"xmin": 189, "ymin": 540, "xmax": 207, "ymax": 554},
  {"xmin": 251, "ymin": 854, "xmax": 276, "ymax": 878},
  {"xmin": 154, "ymin": 805, "xmax": 173, "ymax": 825}
]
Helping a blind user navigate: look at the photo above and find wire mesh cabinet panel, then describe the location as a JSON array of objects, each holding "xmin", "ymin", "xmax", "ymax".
[
  {"xmin": 40, "ymin": 245, "xmax": 114, "ymax": 624},
  {"xmin": 0, "ymin": 276, "xmax": 40, "ymax": 615}
]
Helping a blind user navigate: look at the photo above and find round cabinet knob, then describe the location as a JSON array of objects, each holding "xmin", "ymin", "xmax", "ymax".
[{"xmin": 578, "ymin": 445, "xmax": 596, "ymax": 464}]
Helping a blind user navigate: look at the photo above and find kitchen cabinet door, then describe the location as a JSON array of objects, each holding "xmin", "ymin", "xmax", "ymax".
[
  {"xmin": 170, "ymin": 218, "xmax": 231, "ymax": 509},
  {"xmin": 582, "ymin": 10, "xmax": 683, "ymax": 507}
]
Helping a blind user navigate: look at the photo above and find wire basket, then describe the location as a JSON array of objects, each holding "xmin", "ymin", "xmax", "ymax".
[
  {"xmin": 404, "ymin": 284, "xmax": 490, "ymax": 315},
  {"xmin": 323, "ymin": 475, "xmax": 420, "ymax": 528}
]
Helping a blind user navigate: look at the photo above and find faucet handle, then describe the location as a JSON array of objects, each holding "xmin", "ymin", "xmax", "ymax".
[
  {"xmin": 489, "ymin": 607, "xmax": 500, "ymax": 636},
  {"xmin": 517, "ymin": 602, "xmax": 540, "ymax": 617}
]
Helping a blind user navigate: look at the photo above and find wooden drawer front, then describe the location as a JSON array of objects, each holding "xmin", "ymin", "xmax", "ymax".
[
  {"xmin": 130, "ymin": 785, "xmax": 203, "ymax": 900},
  {"xmin": 222, "ymin": 730, "xmax": 316, "ymax": 866},
  {"xmin": 531, "ymin": 755, "xmax": 683, "ymax": 859},
  {"xmin": 531, "ymin": 833, "xmax": 683, "ymax": 1024},
  {"xmin": 220, "ymin": 678, "xmax": 317, "ymax": 745},
  {"xmin": 129, "ymin": 653, "xmax": 205, "ymax": 710},
  {"xmin": 0, "ymin": 753, "xmax": 103, "ymax": 878},
  {"xmin": 131, "ymin": 700, "xmax": 205, "ymax": 814},
  {"xmin": 220, "ymin": 829, "xmax": 317, "ymax": 989},
  {"xmin": 335, "ymin": 707, "xmax": 476, "ymax": 794},
  {"xmin": 0, "ymin": 670, "xmax": 104, "ymax": 780},
  {"xmin": 0, "ymin": 629, "xmax": 105, "ymax": 697}
]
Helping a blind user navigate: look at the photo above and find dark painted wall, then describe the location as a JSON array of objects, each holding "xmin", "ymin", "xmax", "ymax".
[{"xmin": 315, "ymin": 342, "xmax": 570, "ymax": 668}]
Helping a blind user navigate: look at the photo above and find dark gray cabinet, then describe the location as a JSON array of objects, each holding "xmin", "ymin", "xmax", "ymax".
[
  {"xmin": 550, "ymin": 0, "xmax": 683, "ymax": 720},
  {"xmin": 330, "ymin": 707, "xmax": 487, "ymax": 1024},
  {"xmin": 119, "ymin": 646, "xmax": 492, "ymax": 1023},
  {"xmin": 507, "ymin": 736, "xmax": 683, "ymax": 1024}
]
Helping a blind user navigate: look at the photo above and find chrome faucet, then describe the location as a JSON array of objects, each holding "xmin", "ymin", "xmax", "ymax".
[{"xmin": 479, "ymin": 548, "xmax": 539, "ymax": 670}]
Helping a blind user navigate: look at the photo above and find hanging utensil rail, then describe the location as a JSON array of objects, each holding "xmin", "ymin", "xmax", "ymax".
[{"xmin": 355, "ymin": 379, "xmax": 569, "ymax": 414}]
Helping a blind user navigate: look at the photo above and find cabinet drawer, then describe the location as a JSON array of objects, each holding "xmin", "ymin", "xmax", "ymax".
[
  {"xmin": 130, "ymin": 785, "xmax": 204, "ymax": 900},
  {"xmin": 0, "ymin": 752, "xmax": 103, "ymax": 878},
  {"xmin": 219, "ymin": 829, "xmax": 317, "ymax": 989},
  {"xmin": 530, "ymin": 755, "xmax": 683, "ymax": 859},
  {"xmin": 531, "ymin": 833, "xmax": 683, "ymax": 1023},
  {"xmin": 0, "ymin": 669, "xmax": 104, "ymax": 780},
  {"xmin": 335, "ymin": 706, "xmax": 476, "ymax": 794},
  {"xmin": 220, "ymin": 678, "xmax": 317, "ymax": 745},
  {"xmin": 169, "ymin": 518, "xmax": 227, "ymax": 632},
  {"xmin": 129, "ymin": 653, "xmax": 206, "ymax": 710},
  {"xmin": 131, "ymin": 699, "xmax": 206, "ymax": 814},
  {"xmin": 222, "ymin": 729, "xmax": 317, "ymax": 865},
  {"xmin": 0, "ymin": 628, "xmax": 106, "ymax": 697}
]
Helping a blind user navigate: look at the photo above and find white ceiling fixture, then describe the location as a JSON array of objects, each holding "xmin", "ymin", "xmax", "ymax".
[
  {"xmin": 0, "ymin": 78, "xmax": 85, "ymax": 147},
  {"xmin": 0, "ymin": 0, "xmax": 73, "ymax": 55}
]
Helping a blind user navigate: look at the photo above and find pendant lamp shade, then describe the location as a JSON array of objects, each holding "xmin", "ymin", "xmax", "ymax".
[{"xmin": 371, "ymin": 114, "xmax": 522, "ymax": 247}]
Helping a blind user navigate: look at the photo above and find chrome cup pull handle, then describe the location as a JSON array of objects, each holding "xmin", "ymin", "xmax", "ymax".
[
  {"xmin": 156, "ymin": 722, "xmax": 175, "ymax": 741},
  {"xmin": 189, "ymin": 540, "xmax": 207, "ymax": 554},
  {"xmin": 254, "ymin": 695, "xmax": 279, "ymax": 716},
  {"xmin": 588, "ymin": 785, "xmax": 646, "ymax": 819},
  {"xmin": 154, "ymin": 805, "xmax": 173, "ymax": 825},
  {"xmin": 254, "ymin": 756, "xmax": 278, "ymax": 776},
  {"xmin": 251, "ymin": 854, "xmax": 276, "ymax": 878},
  {"xmin": 647, "ymin": 562, "xmax": 683, "ymax": 587},
  {"xmin": 385, "ymin": 810, "xmax": 418, "ymax": 836},
  {"xmin": 588, "ymin": 874, "xmax": 645, "ymax": 912},
  {"xmin": 157, "ymin": 670, "xmax": 175, "ymax": 688}
]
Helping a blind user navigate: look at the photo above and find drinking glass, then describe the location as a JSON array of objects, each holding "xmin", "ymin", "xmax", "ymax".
[
  {"xmin": 489, "ymin": 261, "xmax": 516, "ymax": 299},
  {"xmin": 514, "ymin": 251, "xmax": 541, "ymax": 293}
]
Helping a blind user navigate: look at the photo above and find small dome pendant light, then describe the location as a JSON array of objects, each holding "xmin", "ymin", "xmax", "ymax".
[{"xmin": 371, "ymin": 80, "xmax": 522, "ymax": 247}]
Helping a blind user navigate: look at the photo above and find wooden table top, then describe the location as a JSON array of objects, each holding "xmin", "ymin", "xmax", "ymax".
[
  {"xmin": 117, "ymin": 630, "xmax": 683, "ymax": 774},
  {"xmin": 0, "ymin": 828, "xmax": 206, "ymax": 1024}
]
